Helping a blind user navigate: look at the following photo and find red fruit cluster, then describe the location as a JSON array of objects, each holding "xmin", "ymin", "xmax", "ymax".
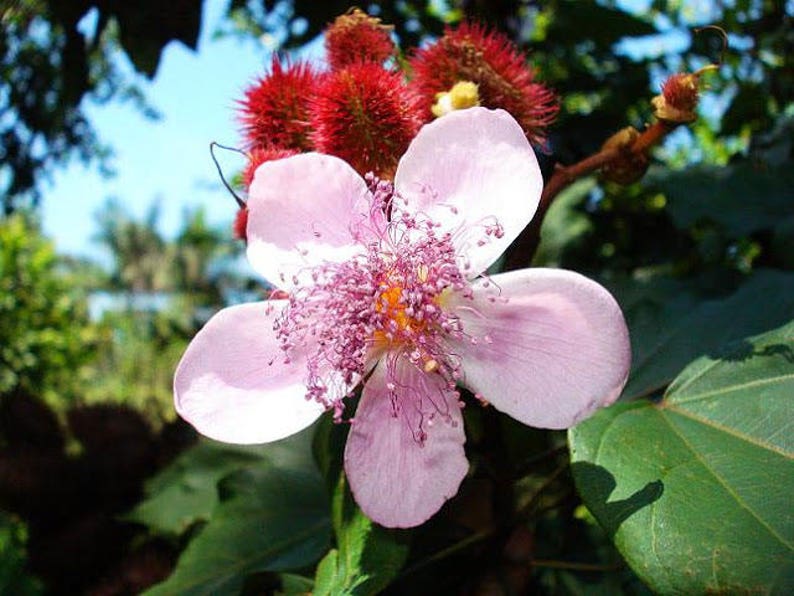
[
  {"xmin": 409, "ymin": 23, "xmax": 558, "ymax": 147},
  {"xmin": 232, "ymin": 206, "xmax": 248, "ymax": 242},
  {"xmin": 233, "ymin": 12, "xmax": 558, "ymax": 241}
]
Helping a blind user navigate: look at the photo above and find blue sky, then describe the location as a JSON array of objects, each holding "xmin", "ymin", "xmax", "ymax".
[{"xmin": 41, "ymin": 0, "xmax": 306, "ymax": 258}]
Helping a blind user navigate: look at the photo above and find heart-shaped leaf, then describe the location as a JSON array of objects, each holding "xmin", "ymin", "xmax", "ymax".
[{"xmin": 570, "ymin": 320, "xmax": 794, "ymax": 594}]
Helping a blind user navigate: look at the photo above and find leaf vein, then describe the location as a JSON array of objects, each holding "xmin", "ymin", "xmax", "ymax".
[
  {"xmin": 663, "ymin": 406, "xmax": 793, "ymax": 459},
  {"xmin": 669, "ymin": 372, "xmax": 794, "ymax": 406},
  {"xmin": 658, "ymin": 410, "xmax": 793, "ymax": 551}
]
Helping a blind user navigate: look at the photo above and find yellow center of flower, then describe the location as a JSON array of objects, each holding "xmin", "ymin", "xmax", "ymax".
[
  {"xmin": 371, "ymin": 270, "xmax": 441, "ymax": 373},
  {"xmin": 432, "ymin": 81, "xmax": 481, "ymax": 117},
  {"xmin": 376, "ymin": 285, "xmax": 414, "ymax": 331}
]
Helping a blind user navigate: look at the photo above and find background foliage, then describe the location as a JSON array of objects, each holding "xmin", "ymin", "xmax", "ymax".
[{"xmin": 1, "ymin": 0, "xmax": 792, "ymax": 594}]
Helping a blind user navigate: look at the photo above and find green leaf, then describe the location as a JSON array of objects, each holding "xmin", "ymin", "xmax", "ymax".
[
  {"xmin": 570, "ymin": 321, "xmax": 794, "ymax": 594},
  {"xmin": 614, "ymin": 269, "xmax": 794, "ymax": 399},
  {"xmin": 277, "ymin": 572, "xmax": 314, "ymax": 595},
  {"xmin": 128, "ymin": 430, "xmax": 316, "ymax": 535},
  {"xmin": 312, "ymin": 411, "xmax": 349, "ymax": 493},
  {"xmin": 127, "ymin": 442, "xmax": 264, "ymax": 535},
  {"xmin": 144, "ymin": 463, "xmax": 330, "ymax": 596},
  {"xmin": 652, "ymin": 161, "xmax": 794, "ymax": 237},
  {"xmin": 313, "ymin": 475, "xmax": 410, "ymax": 596}
]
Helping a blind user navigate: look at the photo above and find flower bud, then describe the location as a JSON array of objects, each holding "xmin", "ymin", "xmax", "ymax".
[
  {"xmin": 652, "ymin": 73, "xmax": 700, "ymax": 123},
  {"xmin": 600, "ymin": 127, "xmax": 649, "ymax": 185}
]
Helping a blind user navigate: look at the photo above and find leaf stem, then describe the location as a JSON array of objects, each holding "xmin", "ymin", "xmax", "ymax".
[
  {"xmin": 531, "ymin": 558, "xmax": 625, "ymax": 572},
  {"xmin": 395, "ymin": 527, "xmax": 495, "ymax": 580}
]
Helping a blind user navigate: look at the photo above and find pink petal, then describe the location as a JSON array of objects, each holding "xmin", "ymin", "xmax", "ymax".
[
  {"xmin": 344, "ymin": 358, "xmax": 468, "ymax": 528},
  {"xmin": 394, "ymin": 107, "xmax": 542, "ymax": 277},
  {"xmin": 452, "ymin": 269, "xmax": 631, "ymax": 429},
  {"xmin": 174, "ymin": 301, "xmax": 326, "ymax": 444},
  {"xmin": 246, "ymin": 153, "xmax": 382, "ymax": 287}
]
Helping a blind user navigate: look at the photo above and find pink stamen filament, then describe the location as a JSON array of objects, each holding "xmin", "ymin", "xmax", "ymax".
[{"xmin": 273, "ymin": 175, "xmax": 502, "ymax": 441}]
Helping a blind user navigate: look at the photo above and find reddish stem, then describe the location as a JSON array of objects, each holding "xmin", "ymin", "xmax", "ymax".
[{"xmin": 503, "ymin": 120, "xmax": 676, "ymax": 271}]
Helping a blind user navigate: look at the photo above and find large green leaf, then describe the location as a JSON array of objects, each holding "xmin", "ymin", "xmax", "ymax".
[
  {"xmin": 652, "ymin": 162, "xmax": 794, "ymax": 237},
  {"xmin": 569, "ymin": 321, "xmax": 794, "ymax": 594},
  {"xmin": 127, "ymin": 442, "xmax": 264, "ymax": 535},
  {"xmin": 614, "ymin": 269, "xmax": 794, "ymax": 398},
  {"xmin": 314, "ymin": 475, "xmax": 409, "ymax": 596},
  {"xmin": 144, "ymin": 463, "xmax": 330, "ymax": 596},
  {"xmin": 128, "ymin": 430, "xmax": 316, "ymax": 535}
]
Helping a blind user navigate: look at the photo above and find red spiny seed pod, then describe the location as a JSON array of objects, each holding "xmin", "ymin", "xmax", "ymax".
[
  {"xmin": 238, "ymin": 56, "xmax": 318, "ymax": 151},
  {"xmin": 242, "ymin": 146, "xmax": 298, "ymax": 188},
  {"xmin": 409, "ymin": 22, "xmax": 558, "ymax": 147},
  {"xmin": 325, "ymin": 8, "xmax": 396, "ymax": 70},
  {"xmin": 310, "ymin": 63, "xmax": 422, "ymax": 179}
]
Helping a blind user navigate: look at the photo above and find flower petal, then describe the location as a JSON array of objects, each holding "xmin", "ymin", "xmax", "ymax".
[
  {"xmin": 453, "ymin": 269, "xmax": 631, "ymax": 429},
  {"xmin": 394, "ymin": 107, "xmax": 542, "ymax": 276},
  {"xmin": 344, "ymin": 358, "xmax": 468, "ymax": 528},
  {"xmin": 174, "ymin": 301, "xmax": 326, "ymax": 444},
  {"xmin": 246, "ymin": 153, "xmax": 382, "ymax": 287}
]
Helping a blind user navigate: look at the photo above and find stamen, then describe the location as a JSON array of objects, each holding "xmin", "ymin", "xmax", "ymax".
[{"xmin": 274, "ymin": 175, "xmax": 500, "ymax": 431}]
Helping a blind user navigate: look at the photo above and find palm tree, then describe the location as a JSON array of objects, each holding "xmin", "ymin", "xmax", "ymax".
[{"xmin": 94, "ymin": 198, "xmax": 169, "ymax": 293}]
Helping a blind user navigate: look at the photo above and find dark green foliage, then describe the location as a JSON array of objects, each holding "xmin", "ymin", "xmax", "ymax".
[
  {"xmin": 0, "ymin": 512, "xmax": 42, "ymax": 595},
  {"xmin": 610, "ymin": 270, "xmax": 794, "ymax": 399},
  {"xmin": 143, "ymin": 429, "xmax": 331, "ymax": 595}
]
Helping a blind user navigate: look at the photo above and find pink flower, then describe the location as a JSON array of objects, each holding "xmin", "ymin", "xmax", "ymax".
[{"xmin": 174, "ymin": 107, "xmax": 631, "ymax": 528}]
